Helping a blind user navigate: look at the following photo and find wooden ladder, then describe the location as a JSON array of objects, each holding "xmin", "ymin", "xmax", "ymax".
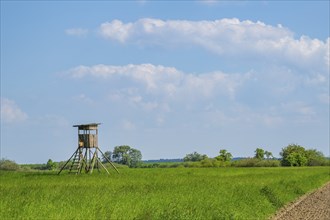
[{"xmin": 68, "ymin": 150, "xmax": 82, "ymax": 174}]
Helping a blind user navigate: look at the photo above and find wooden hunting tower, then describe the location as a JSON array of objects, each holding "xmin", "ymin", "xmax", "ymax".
[{"xmin": 58, "ymin": 123, "xmax": 119, "ymax": 175}]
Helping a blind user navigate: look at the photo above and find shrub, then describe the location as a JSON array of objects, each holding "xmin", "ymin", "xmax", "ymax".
[
  {"xmin": 169, "ymin": 163, "xmax": 181, "ymax": 168},
  {"xmin": 0, "ymin": 159, "xmax": 20, "ymax": 171},
  {"xmin": 159, "ymin": 164, "xmax": 169, "ymax": 168},
  {"xmin": 305, "ymin": 149, "xmax": 328, "ymax": 166},
  {"xmin": 232, "ymin": 158, "xmax": 281, "ymax": 167},
  {"xmin": 183, "ymin": 161, "xmax": 201, "ymax": 168},
  {"xmin": 46, "ymin": 159, "xmax": 57, "ymax": 170},
  {"xmin": 211, "ymin": 160, "xmax": 221, "ymax": 167},
  {"xmin": 232, "ymin": 158, "xmax": 260, "ymax": 167},
  {"xmin": 255, "ymin": 160, "xmax": 280, "ymax": 167},
  {"xmin": 57, "ymin": 161, "xmax": 71, "ymax": 170},
  {"xmin": 200, "ymin": 158, "xmax": 214, "ymax": 167}
]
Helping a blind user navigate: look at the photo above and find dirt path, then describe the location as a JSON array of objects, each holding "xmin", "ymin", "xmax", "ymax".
[{"xmin": 271, "ymin": 182, "xmax": 330, "ymax": 220}]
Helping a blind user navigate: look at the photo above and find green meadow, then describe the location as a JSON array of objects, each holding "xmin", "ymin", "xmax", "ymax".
[{"xmin": 1, "ymin": 167, "xmax": 329, "ymax": 220}]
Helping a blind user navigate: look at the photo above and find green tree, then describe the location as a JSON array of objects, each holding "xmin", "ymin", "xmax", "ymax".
[
  {"xmin": 183, "ymin": 151, "xmax": 208, "ymax": 162},
  {"xmin": 215, "ymin": 149, "xmax": 233, "ymax": 162},
  {"xmin": 280, "ymin": 144, "xmax": 307, "ymax": 166},
  {"xmin": 254, "ymin": 148, "xmax": 265, "ymax": 160},
  {"xmin": 287, "ymin": 152, "xmax": 307, "ymax": 166},
  {"xmin": 129, "ymin": 148, "xmax": 142, "ymax": 168},
  {"xmin": 112, "ymin": 145, "xmax": 142, "ymax": 168},
  {"xmin": 46, "ymin": 159, "xmax": 56, "ymax": 170},
  {"xmin": 264, "ymin": 151, "xmax": 273, "ymax": 159},
  {"xmin": 112, "ymin": 145, "xmax": 131, "ymax": 164},
  {"xmin": 102, "ymin": 151, "xmax": 112, "ymax": 163}
]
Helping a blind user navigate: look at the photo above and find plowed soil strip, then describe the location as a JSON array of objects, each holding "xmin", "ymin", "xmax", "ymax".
[{"xmin": 271, "ymin": 182, "xmax": 330, "ymax": 220}]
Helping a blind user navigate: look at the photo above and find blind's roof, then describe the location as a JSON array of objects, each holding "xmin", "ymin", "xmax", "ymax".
[{"xmin": 73, "ymin": 123, "xmax": 101, "ymax": 130}]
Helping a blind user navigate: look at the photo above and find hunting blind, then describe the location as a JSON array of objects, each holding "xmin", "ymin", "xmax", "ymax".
[{"xmin": 58, "ymin": 123, "xmax": 119, "ymax": 175}]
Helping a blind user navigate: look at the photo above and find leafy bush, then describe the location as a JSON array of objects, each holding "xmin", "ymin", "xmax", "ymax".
[
  {"xmin": 168, "ymin": 163, "xmax": 181, "ymax": 168},
  {"xmin": 200, "ymin": 158, "xmax": 214, "ymax": 167},
  {"xmin": 0, "ymin": 159, "xmax": 20, "ymax": 171},
  {"xmin": 231, "ymin": 158, "xmax": 280, "ymax": 167},
  {"xmin": 255, "ymin": 160, "xmax": 280, "ymax": 167},
  {"xmin": 305, "ymin": 149, "xmax": 328, "ymax": 166},
  {"xmin": 183, "ymin": 161, "xmax": 202, "ymax": 168},
  {"xmin": 232, "ymin": 158, "xmax": 260, "ymax": 167},
  {"xmin": 57, "ymin": 161, "xmax": 71, "ymax": 170}
]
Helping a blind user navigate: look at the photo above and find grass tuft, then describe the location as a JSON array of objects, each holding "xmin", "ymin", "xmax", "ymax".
[{"xmin": 260, "ymin": 186, "xmax": 284, "ymax": 208}]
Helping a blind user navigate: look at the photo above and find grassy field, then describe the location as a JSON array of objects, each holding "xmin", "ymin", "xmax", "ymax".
[{"xmin": 1, "ymin": 167, "xmax": 329, "ymax": 219}]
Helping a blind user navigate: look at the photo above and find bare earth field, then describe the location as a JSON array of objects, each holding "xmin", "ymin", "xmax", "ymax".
[{"xmin": 272, "ymin": 181, "xmax": 330, "ymax": 220}]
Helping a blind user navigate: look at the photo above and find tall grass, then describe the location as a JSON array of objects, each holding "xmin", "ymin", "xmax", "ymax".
[{"xmin": 1, "ymin": 167, "xmax": 329, "ymax": 219}]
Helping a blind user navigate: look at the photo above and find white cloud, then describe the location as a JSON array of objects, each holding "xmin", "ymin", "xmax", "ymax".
[
  {"xmin": 100, "ymin": 20, "xmax": 132, "ymax": 43},
  {"xmin": 99, "ymin": 18, "xmax": 329, "ymax": 70},
  {"xmin": 65, "ymin": 61, "xmax": 328, "ymax": 128},
  {"xmin": 1, "ymin": 98, "xmax": 28, "ymax": 123},
  {"xmin": 66, "ymin": 63, "xmax": 248, "ymax": 100},
  {"xmin": 65, "ymin": 28, "xmax": 89, "ymax": 37}
]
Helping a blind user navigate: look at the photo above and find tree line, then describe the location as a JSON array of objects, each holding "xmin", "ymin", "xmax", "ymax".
[
  {"xmin": 0, "ymin": 143, "xmax": 329, "ymax": 171},
  {"xmin": 178, "ymin": 144, "xmax": 329, "ymax": 168}
]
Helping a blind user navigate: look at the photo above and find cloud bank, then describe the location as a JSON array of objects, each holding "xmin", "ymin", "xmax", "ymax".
[
  {"xmin": 64, "ymin": 18, "xmax": 328, "ymax": 129},
  {"xmin": 67, "ymin": 63, "xmax": 249, "ymax": 100},
  {"xmin": 65, "ymin": 61, "xmax": 326, "ymax": 128},
  {"xmin": 99, "ymin": 18, "xmax": 329, "ymax": 71}
]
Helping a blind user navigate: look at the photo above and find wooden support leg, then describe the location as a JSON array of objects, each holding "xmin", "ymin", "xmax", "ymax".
[
  {"xmin": 98, "ymin": 147, "xmax": 120, "ymax": 174},
  {"xmin": 58, "ymin": 148, "xmax": 79, "ymax": 174}
]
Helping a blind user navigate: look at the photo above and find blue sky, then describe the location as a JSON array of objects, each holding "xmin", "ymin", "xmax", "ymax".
[{"xmin": 1, "ymin": 1, "xmax": 329, "ymax": 164}]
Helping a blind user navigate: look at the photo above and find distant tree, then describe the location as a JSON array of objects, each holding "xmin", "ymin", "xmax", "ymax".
[
  {"xmin": 305, "ymin": 149, "xmax": 326, "ymax": 166},
  {"xmin": 254, "ymin": 148, "xmax": 265, "ymax": 160},
  {"xmin": 280, "ymin": 144, "xmax": 307, "ymax": 166},
  {"xmin": 46, "ymin": 159, "xmax": 56, "ymax": 170},
  {"xmin": 112, "ymin": 145, "xmax": 142, "ymax": 168},
  {"xmin": 215, "ymin": 149, "xmax": 233, "ymax": 162},
  {"xmin": 102, "ymin": 151, "xmax": 112, "ymax": 163},
  {"xmin": 112, "ymin": 145, "xmax": 131, "ymax": 164},
  {"xmin": 128, "ymin": 148, "xmax": 142, "ymax": 168},
  {"xmin": 264, "ymin": 151, "xmax": 273, "ymax": 159},
  {"xmin": 183, "ymin": 151, "xmax": 208, "ymax": 162}
]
